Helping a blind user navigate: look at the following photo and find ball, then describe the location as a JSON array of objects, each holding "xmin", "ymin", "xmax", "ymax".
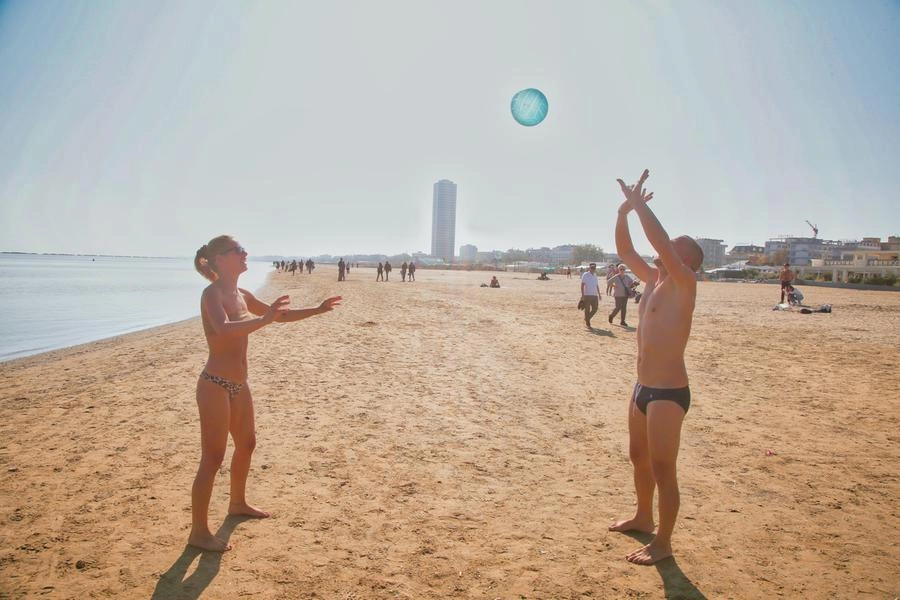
[{"xmin": 510, "ymin": 88, "xmax": 549, "ymax": 127}]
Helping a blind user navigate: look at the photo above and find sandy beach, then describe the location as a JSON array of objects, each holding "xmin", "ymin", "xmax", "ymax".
[{"xmin": 1, "ymin": 267, "xmax": 898, "ymax": 599}]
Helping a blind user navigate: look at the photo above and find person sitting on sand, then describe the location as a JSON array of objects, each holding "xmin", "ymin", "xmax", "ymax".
[
  {"xmin": 489, "ymin": 276, "xmax": 501, "ymax": 288},
  {"xmin": 608, "ymin": 169, "xmax": 704, "ymax": 566},
  {"xmin": 190, "ymin": 235, "xmax": 341, "ymax": 552},
  {"xmin": 785, "ymin": 284, "xmax": 804, "ymax": 306}
]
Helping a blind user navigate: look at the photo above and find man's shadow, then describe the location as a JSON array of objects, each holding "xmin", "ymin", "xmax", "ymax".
[
  {"xmin": 622, "ymin": 531, "xmax": 708, "ymax": 600},
  {"xmin": 151, "ymin": 515, "xmax": 249, "ymax": 600}
]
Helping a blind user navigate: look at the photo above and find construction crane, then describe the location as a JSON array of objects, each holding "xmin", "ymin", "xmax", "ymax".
[{"xmin": 805, "ymin": 220, "xmax": 818, "ymax": 239}]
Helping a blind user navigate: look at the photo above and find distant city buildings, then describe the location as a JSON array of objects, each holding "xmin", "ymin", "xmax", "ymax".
[
  {"xmin": 695, "ymin": 238, "xmax": 727, "ymax": 268},
  {"xmin": 726, "ymin": 244, "xmax": 766, "ymax": 263},
  {"xmin": 763, "ymin": 236, "xmax": 861, "ymax": 266},
  {"xmin": 799, "ymin": 236, "xmax": 899, "ymax": 282},
  {"xmin": 525, "ymin": 245, "xmax": 576, "ymax": 264},
  {"xmin": 712, "ymin": 235, "xmax": 900, "ymax": 282},
  {"xmin": 459, "ymin": 244, "xmax": 477, "ymax": 263},
  {"xmin": 431, "ymin": 179, "xmax": 457, "ymax": 263},
  {"xmin": 476, "ymin": 250, "xmax": 505, "ymax": 265},
  {"xmin": 295, "ymin": 218, "xmax": 897, "ymax": 283}
]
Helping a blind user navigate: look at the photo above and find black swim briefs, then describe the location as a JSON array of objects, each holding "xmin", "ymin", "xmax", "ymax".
[{"xmin": 632, "ymin": 382, "xmax": 691, "ymax": 415}]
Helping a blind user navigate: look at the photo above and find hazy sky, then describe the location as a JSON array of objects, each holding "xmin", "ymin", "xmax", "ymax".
[{"xmin": 1, "ymin": 1, "xmax": 898, "ymax": 258}]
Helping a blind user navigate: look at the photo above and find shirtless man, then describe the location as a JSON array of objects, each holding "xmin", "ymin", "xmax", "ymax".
[
  {"xmin": 779, "ymin": 263, "xmax": 795, "ymax": 303},
  {"xmin": 191, "ymin": 235, "xmax": 341, "ymax": 551},
  {"xmin": 607, "ymin": 170, "xmax": 704, "ymax": 565}
]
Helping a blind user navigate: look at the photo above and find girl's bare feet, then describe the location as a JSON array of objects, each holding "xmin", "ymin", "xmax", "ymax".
[
  {"xmin": 228, "ymin": 502, "xmax": 270, "ymax": 518},
  {"xmin": 187, "ymin": 530, "xmax": 232, "ymax": 552}
]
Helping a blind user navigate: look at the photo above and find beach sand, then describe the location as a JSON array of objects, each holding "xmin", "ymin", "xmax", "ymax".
[{"xmin": 1, "ymin": 268, "xmax": 898, "ymax": 599}]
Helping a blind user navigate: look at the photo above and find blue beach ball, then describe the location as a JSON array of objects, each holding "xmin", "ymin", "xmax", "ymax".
[{"xmin": 510, "ymin": 88, "xmax": 549, "ymax": 127}]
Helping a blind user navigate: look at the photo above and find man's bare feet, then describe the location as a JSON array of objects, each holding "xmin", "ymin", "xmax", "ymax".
[
  {"xmin": 608, "ymin": 516, "xmax": 655, "ymax": 533},
  {"xmin": 187, "ymin": 531, "xmax": 232, "ymax": 552},
  {"xmin": 228, "ymin": 502, "xmax": 271, "ymax": 518},
  {"xmin": 626, "ymin": 540, "xmax": 672, "ymax": 565}
]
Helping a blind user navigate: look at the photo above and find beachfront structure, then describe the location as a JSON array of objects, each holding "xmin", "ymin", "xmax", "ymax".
[
  {"xmin": 695, "ymin": 238, "xmax": 727, "ymax": 268},
  {"xmin": 525, "ymin": 245, "xmax": 576, "ymax": 265},
  {"xmin": 797, "ymin": 236, "xmax": 900, "ymax": 283},
  {"xmin": 763, "ymin": 236, "xmax": 859, "ymax": 266},
  {"xmin": 476, "ymin": 250, "xmax": 504, "ymax": 266},
  {"xmin": 459, "ymin": 244, "xmax": 478, "ymax": 263},
  {"xmin": 431, "ymin": 180, "xmax": 457, "ymax": 263},
  {"xmin": 727, "ymin": 244, "xmax": 766, "ymax": 262}
]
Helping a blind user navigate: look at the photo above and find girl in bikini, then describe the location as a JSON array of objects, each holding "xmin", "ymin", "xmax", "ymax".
[{"xmin": 191, "ymin": 235, "xmax": 341, "ymax": 551}]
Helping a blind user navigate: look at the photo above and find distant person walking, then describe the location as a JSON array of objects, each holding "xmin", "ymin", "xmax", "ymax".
[
  {"xmin": 580, "ymin": 262, "xmax": 602, "ymax": 328},
  {"xmin": 376, "ymin": 262, "xmax": 384, "ymax": 281},
  {"xmin": 407, "ymin": 261, "xmax": 416, "ymax": 281},
  {"xmin": 337, "ymin": 258, "xmax": 346, "ymax": 282},
  {"xmin": 606, "ymin": 264, "xmax": 616, "ymax": 296},
  {"xmin": 400, "ymin": 261, "xmax": 408, "ymax": 282},
  {"xmin": 384, "ymin": 261, "xmax": 392, "ymax": 281},
  {"xmin": 190, "ymin": 235, "xmax": 341, "ymax": 552},
  {"xmin": 779, "ymin": 263, "xmax": 794, "ymax": 303},
  {"xmin": 608, "ymin": 264, "xmax": 636, "ymax": 327}
]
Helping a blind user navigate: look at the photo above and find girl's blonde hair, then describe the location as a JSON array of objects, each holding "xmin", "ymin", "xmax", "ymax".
[{"xmin": 194, "ymin": 235, "xmax": 235, "ymax": 282}]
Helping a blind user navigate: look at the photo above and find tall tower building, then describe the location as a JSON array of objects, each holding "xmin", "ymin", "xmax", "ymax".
[{"xmin": 431, "ymin": 179, "xmax": 457, "ymax": 262}]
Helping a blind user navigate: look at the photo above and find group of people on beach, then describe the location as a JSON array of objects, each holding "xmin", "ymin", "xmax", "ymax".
[
  {"xmin": 775, "ymin": 264, "xmax": 834, "ymax": 313},
  {"xmin": 374, "ymin": 260, "xmax": 416, "ymax": 282},
  {"xmin": 189, "ymin": 168, "xmax": 704, "ymax": 567},
  {"xmin": 274, "ymin": 259, "xmax": 315, "ymax": 275}
]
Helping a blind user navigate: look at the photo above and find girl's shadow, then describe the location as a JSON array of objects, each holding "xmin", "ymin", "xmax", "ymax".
[{"xmin": 151, "ymin": 515, "xmax": 250, "ymax": 600}]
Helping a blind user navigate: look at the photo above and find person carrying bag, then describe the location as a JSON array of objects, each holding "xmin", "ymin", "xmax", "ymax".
[{"xmin": 608, "ymin": 264, "xmax": 635, "ymax": 327}]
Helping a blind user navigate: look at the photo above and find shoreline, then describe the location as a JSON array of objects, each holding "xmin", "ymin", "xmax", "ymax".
[
  {"xmin": 0, "ymin": 266, "xmax": 276, "ymax": 365},
  {"xmin": 1, "ymin": 268, "xmax": 898, "ymax": 599},
  {"xmin": 0, "ymin": 316, "xmax": 202, "ymax": 369}
]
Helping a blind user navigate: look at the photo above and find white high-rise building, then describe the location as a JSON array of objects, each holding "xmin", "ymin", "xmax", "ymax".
[{"xmin": 431, "ymin": 179, "xmax": 457, "ymax": 262}]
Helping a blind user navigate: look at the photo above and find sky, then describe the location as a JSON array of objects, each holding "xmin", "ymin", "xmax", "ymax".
[{"xmin": 1, "ymin": 0, "xmax": 898, "ymax": 258}]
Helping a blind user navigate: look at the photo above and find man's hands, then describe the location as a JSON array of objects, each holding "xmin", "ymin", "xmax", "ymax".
[{"xmin": 616, "ymin": 169, "xmax": 653, "ymax": 214}]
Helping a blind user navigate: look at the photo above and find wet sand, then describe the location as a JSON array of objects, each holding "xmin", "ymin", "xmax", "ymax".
[{"xmin": 1, "ymin": 268, "xmax": 898, "ymax": 599}]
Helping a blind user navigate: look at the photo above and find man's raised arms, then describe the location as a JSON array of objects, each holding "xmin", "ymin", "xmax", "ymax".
[
  {"xmin": 617, "ymin": 169, "xmax": 697, "ymax": 287},
  {"xmin": 615, "ymin": 169, "xmax": 657, "ymax": 283}
]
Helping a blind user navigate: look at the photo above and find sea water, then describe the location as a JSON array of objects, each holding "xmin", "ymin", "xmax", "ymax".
[{"xmin": 0, "ymin": 254, "xmax": 272, "ymax": 362}]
